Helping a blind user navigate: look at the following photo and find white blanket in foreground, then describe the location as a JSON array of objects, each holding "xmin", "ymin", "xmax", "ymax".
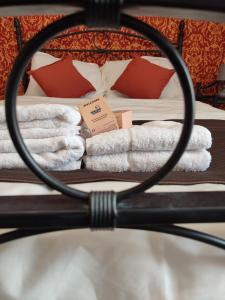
[{"xmin": 0, "ymin": 228, "xmax": 224, "ymax": 300}]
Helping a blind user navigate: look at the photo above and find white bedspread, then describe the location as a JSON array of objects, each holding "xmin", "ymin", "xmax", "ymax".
[{"xmin": 0, "ymin": 96, "xmax": 225, "ymax": 300}]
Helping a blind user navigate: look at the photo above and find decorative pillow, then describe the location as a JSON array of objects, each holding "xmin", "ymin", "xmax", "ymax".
[
  {"xmin": 142, "ymin": 56, "xmax": 183, "ymax": 99},
  {"xmin": 111, "ymin": 57, "xmax": 175, "ymax": 99},
  {"xmin": 29, "ymin": 57, "xmax": 96, "ymax": 98},
  {"xmin": 101, "ymin": 56, "xmax": 183, "ymax": 99},
  {"xmin": 25, "ymin": 52, "xmax": 104, "ymax": 98}
]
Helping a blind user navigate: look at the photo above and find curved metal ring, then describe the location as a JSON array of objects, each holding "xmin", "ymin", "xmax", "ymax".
[{"xmin": 5, "ymin": 11, "xmax": 194, "ymax": 201}]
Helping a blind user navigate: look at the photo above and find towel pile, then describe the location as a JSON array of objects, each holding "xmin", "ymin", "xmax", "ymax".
[
  {"xmin": 84, "ymin": 121, "xmax": 212, "ymax": 172},
  {"xmin": 0, "ymin": 104, "xmax": 85, "ymax": 170}
]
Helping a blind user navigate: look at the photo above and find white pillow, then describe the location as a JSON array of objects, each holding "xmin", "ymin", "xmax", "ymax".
[
  {"xmin": 101, "ymin": 56, "xmax": 183, "ymax": 99},
  {"xmin": 25, "ymin": 52, "xmax": 104, "ymax": 98},
  {"xmin": 101, "ymin": 59, "xmax": 131, "ymax": 98}
]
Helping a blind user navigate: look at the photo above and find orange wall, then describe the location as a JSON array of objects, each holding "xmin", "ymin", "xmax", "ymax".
[{"xmin": 0, "ymin": 15, "xmax": 224, "ymax": 99}]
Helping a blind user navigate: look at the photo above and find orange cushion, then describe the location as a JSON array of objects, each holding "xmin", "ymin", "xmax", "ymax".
[
  {"xmin": 29, "ymin": 57, "xmax": 95, "ymax": 98},
  {"xmin": 111, "ymin": 57, "xmax": 175, "ymax": 99}
]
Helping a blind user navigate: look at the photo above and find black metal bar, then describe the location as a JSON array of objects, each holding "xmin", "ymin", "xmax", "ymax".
[
  {"xmin": 0, "ymin": 228, "xmax": 71, "ymax": 245},
  {"xmin": 21, "ymin": 26, "xmax": 182, "ymax": 55},
  {"xmin": 13, "ymin": 17, "xmax": 23, "ymax": 51},
  {"xmin": 127, "ymin": 225, "xmax": 225, "ymax": 250},
  {"xmin": 40, "ymin": 22, "xmax": 183, "ymax": 53},
  {"xmin": 41, "ymin": 48, "xmax": 162, "ymax": 54},
  {"xmin": 13, "ymin": 17, "xmax": 29, "ymax": 91},
  {"xmin": 1, "ymin": 207, "xmax": 225, "ymax": 228},
  {"xmin": 0, "ymin": 192, "xmax": 225, "ymax": 228},
  {"xmin": 54, "ymin": 29, "xmax": 155, "ymax": 40},
  {"xmin": 86, "ymin": 0, "xmax": 121, "ymax": 28},
  {"xmin": 177, "ymin": 20, "xmax": 185, "ymax": 55},
  {"xmin": 47, "ymin": 28, "xmax": 166, "ymax": 54},
  {"xmin": 1, "ymin": 225, "xmax": 225, "ymax": 252},
  {"xmin": 52, "ymin": 28, "xmax": 179, "ymax": 48},
  {"xmin": 0, "ymin": 0, "xmax": 224, "ymax": 13}
]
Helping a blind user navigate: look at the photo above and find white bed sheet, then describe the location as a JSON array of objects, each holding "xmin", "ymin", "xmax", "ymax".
[{"xmin": 0, "ymin": 96, "xmax": 225, "ymax": 300}]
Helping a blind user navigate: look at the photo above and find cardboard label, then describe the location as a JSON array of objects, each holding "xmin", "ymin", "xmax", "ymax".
[{"xmin": 78, "ymin": 97, "xmax": 119, "ymax": 136}]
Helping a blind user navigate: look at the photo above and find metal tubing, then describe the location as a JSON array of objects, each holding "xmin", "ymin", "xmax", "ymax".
[{"xmin": 0, "ymin": 193, "xmax": 225, "ymax": 228}]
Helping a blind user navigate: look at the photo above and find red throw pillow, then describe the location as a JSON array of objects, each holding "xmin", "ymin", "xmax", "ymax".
[
  {"xmin": 111, "ymin": 57, "xmax": 175, "ymax": 99},
  {"xmin": 29, "ymin": 57, "xmax": 95, "ymax": 98}
]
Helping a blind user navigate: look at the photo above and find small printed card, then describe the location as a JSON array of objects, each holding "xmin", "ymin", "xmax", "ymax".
[{"xmin": 78, "ymin": 97, "xmax": 119, "ymax": 136}]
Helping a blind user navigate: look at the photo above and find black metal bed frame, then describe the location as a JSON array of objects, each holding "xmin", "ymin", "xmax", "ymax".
[
  {"xmin": 13, "ymin": 16, "xmax": 185, "ymax": 91},
  {"xmin": 0, "ymin": 0, "xmax": 225, "ymax": 252}
]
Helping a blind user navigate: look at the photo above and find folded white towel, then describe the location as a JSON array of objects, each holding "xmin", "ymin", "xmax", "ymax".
[
  {"xmin": 0, "ymin": 135, "xmax": 85, "ymax": 155},
  {"xmin": 0, "ymin": 104, "xmax": 81, "ymax": 129},
  {"xmin": 0, "ymin": 150, "xmax": 82, "ymax": 170},
  {"xmin": 86, "ymin": 121, "xmax": 212, "ymax": 155},
  {"xmin": 0, "ymin": 126, "xmax": 81, "ymax": 140},
  {"xmin": 84, "ymin": 149, "xmax": 211, "ymax": 172},
  {"xmin": 0, "ymin": 104, "xmax": 84, "ymax": 170}
]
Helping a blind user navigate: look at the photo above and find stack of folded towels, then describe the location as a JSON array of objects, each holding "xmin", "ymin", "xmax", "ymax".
[
  {"xmin": 84, "ymin": 121, "xmax": 212, "ymax": 172},
  {"xmin": 0, "ymin": 104, "xmax": 85, "ymax": 170}
]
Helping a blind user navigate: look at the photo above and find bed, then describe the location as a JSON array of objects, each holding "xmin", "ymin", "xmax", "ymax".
[
  {"xmin": 0, "ymin": 2, "xmax": 225, "ymax": 300},
  {"xmin": 1, "ymin": 96, "xmax": 225, "ymax": 300},
  {"xmin": 1, "ymin": 94, "xmax": 225, "ymax": 299}
]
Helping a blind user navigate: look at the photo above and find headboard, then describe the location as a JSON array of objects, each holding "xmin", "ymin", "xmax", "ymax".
[{"xmin": 13, "ymin": 17, "xmax": 185, "ymax": 91}]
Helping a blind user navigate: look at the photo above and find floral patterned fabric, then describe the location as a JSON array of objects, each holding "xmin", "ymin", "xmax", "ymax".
[{"xmin": 0, "ymin": 15, "xmax": 224, "ymax": 99}]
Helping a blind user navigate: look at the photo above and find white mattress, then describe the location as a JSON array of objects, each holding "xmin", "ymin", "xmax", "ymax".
[{"xmin": 0, "ymin": 96, "xmax": 225, "ymax": 300}]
